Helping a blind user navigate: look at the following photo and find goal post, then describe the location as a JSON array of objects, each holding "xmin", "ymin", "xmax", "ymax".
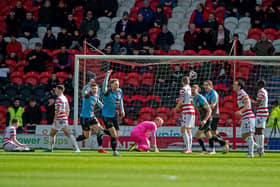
[{"xmin": 74, "ymin": 55, "xmax": 280, "ymax": 151}]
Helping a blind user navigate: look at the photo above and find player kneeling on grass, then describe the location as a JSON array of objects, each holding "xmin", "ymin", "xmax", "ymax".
[
  {"xmin": 129, "ymin": 117, "xmax": 163, "ymax": 152},
  {"xmin": 3, "ymin": 118, "xmax": 34, "ymax": 152},
  {"xmin": 76, "ymin": 81, "xmax": 107, "ymax": 153},
  {"xmin": 44, "ymin": 85, "xmax": 80, "ymax": 153},
  {"xmin": 191, "ymin": 85, "xmax": 229, "ymax": 154}
]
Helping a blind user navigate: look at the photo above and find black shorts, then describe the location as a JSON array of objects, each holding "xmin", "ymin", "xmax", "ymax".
[
  {"xmin": 80, "ymin": 117, "xmax": 99, "ymax": 131},
  {"xmin": 103, "ymin": 117, "xmax": 119, "ymax": 130},
  {"xmin": 198, "ymin": 119, "xmax": 212, "ymax": 133},
  {"xmin": 210, "ymin": 117, "xmax": 220, "ymax": 131}
]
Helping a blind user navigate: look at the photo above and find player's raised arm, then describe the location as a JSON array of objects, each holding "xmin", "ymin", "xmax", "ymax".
[
  {"xmin": 96, "ymin": 98, "xmax": 104, "ymax": 109},
  {"xmin": 102, "ymin": 70, "xmax": 112, "ymax": 95},
  {"xmin": 120, "ymin": 92, "xmax": 125, "ymax": 117}
]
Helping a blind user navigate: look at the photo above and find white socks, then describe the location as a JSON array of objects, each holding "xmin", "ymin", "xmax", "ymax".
[
  {"xmin": 255, "ymin": 134, "xmax": 264, "ymax": 151},
  {"xmin": 246, "ymin": 136, "xmax": 255, "ymax": 155},
  {"xmin": 98, "ymin": 146, "xmax": 103, "ymax": 149},
  {"xmin": 69, "ymin": 135, "xmax": 79, "ymax": 149},
  {"xmin": 188, "ymin": 133, "xmax": 192, "ymax": 152},
  {"xmin": 48, "ymin": 136, "xmax": 56, "ymax": 150},
  {"xmin": 182, "ymin": 133, "xmax": 189, "ymax": 149}
]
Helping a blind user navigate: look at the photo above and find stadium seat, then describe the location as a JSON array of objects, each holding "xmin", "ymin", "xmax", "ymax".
[
  {"xmin": 141, "ymin": 72, "xmax": 154, "ymax": 86},
  {"xmin": 214, "ymin": 7, "xmax": 225, "ymax": 20},
  {"xmin": 243, "ymin": 39, "xmax": 257, "ymax": 51},
  {"xmin": 122, "ymin": 84, "xmax": 136, "ymax": 96},
  {"xmin": 0, "ymin": 105, "xmax": 7, "ymax": 125},
  {"xmin": 198, "ymin": 50, "xmax": 211, "ymax": 56},
  {"xmin": 145, "ymin": 95, "xmax": 161, "ymax": 108},
  {"xmin": 220, "ymin": 112, "xmax": 231, "ymax": 121},
  {"xmin": 139, "ymin": 107, "xmax": 155, "ymax": 121},
  {"xmin": 171, "ymin": 107, "xmax": 181, "ymax": 120},
  {"xmin": 64, "ymin": 94, "xmax": 72, "ymax": 103},
  {"xmin": 56, "ymin": 72, "xmax": 68, "ymax": 83},
  {"xmin": 183, "ymin": 50, "xmax": 196, "ymax": 56},
  {"xmin": 23, "ymin": 48, "xmax": 33, "ymax": 59},
  {"xmin": 39, "ymin": 71, "xmax": 51, "ymax": 84},
  {"xmin": 130, "ymin": 95, "xmax": 145, "ymax": 111},
  {"xmin": 264, "ymin": 28, "xmax": 277, "ymax": 42},
  {"xmin": 19, "ymin": 83, "xmax": 33, "ymax": 99},
  {"xmin": 124, "ymin": 118, "xmax": 134, "ymax": 126},
  {"xmin": 38, "ymin": 26, "xmax": 47, "ymax": 39},
  {"xmin": 2, "ymin": 6, "xmax": 13, "ymax": 17},
  {"xmin": 74, "ymin": 6, "xmax": 84, "ymax": 18},
  {"xmin": 5, "ymin": 59, "xmax": 17, "ymax": 72},
  {"xmin": 73, "ymin": 16, "xmax": 82, "ymax": 29},
  {"xmin": 213, "ymin": 50, "xmax": 227, "ymax": 56},
  {"xmin": 28, "ymin": 37, "xmax": 42, "ymax": 49},
  {"xmin": 224, "ymin": 17, "xmax": 238, "ymax": 32},
  {"xmin": 52, "ymin": 49, "xmax": 62, "ymax": 58},
  {"xmin": 248, "ymin": 28, "xmax": 262, "ymax": 41},
  {"xmin": 25, "ymin": 71, "xmax": 39, "ymax": 86},
  {"xmin": 0, "ymin": 95, "xmax": 11, "ymax": 108},
  {"xmin": 155, "ymin": 49, "xmax": 167, "ymax": 55},
  {"xmin": 243, "ymin": 50, "xmax": 256, "ymax": 56},
  {"xmin": 4, "ymin": 83, "xmax": 18, "ymax": 98},
  {"xmin": 123, "ymin": 95, "xmax": 130, "ymax": 108},
  {"xmin": 166, "ymin": 118, "xmax": 177, "ymax": 126},
  {"xmin": 168, "ymin": 49, "xmax": 182, "ymax": 55},
  {"xmin": 273, "ymin": 39, "xmax": 280, "ymax": 53},
  {"xmin": 156, "ymin": 107, "xmax": 171, "ymax": 122},
  {"xmin": 33, "ymin": 83, "xmax": 46, "ymax": 100},
  {"xmin": 17, "ymin": 37, "xmax": 29, "ymax": 51},
  {"xmin": 16, "ymin": 60, "xmax": 29, "ymax": 72},
  {"xmin": 112, "ymin": 72, "xmax": 126, "ymax": 81},
  {"xmin": 148, "ymin": 28, "xmax": 161, "ymax": 40},
  {"xmin": 136, "ymin": 84, "xmax": 152, "ymax": 96},
  {"xmin": 127, "ymin": 72, "xmax": 141, "ymax": 87},
  {"xmin": 10, "ymin": 71, "xmax": 24, "ymax": 85}
]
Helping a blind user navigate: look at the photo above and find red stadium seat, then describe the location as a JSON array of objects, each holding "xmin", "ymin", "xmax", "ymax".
[
  {"xmin": 131, "ymin": 95, "xmax": 145, "ymax": 104},
  {"xmin": 163, "ymin": 6, "xmax": 172, "ymax": 18},
  {"xmin": 31, "ymin": 5, "xmax": 41, "ymax": 17},
  {"xmin": 0, "ymin": 21, "xmax": 7, "ymax": 34},
  {"xmin": 166, "ymin": 118, "xmax": 177, "ymax": 126},
  {"xmin": 5, "ymin": 59, "xmax": 17, "ymax": 73},
  {"xmin": 156, "ymin": 107, "xmax": 171, "ymax": 121},
  {"xmin": 183, "ymin": 49, "xmax": 196, "ymax": 56},
  {"xmin": 171, "ymin": 107, "xmax": 181, "ymax": 120},
  {"xmin": 52, "ymin": 49, "xmax": 62, "ymax": 58},
  {"xmin": 127, "ymin": 72, "xmax": 141, "ymax": 87},
  {"xmin": 141, "ymin": 72, "xmax": 154, "ymax": 86},
  {"xmin": 42, "ymin": 49, "xmax": 52, "ymax": 57},
  {"xmin": 124, "ymin": 118, "xmax": 134, "ymax": 126},
  {"xmin": 264, "ymin": 28, "xmax": 277, "ymax": 41},
  {"xmin": 68, "ymin": 49, "xmax": 80, "ymax": 55},
  {"xmin": 213, "ymin": 84, "xmax": 227, "ymax": 93},
  {"xmin": 10, "ymin": 71, "xmax": 24, "ymax": 85},
  {"xmin": 39, "ymin": 71, "xmax": 51, "ymax": 84},
  {"xmin": 213, "ymin": 49, "xmax": 227, "ymax": 56},
  {"xmin": 120, "ymin": 38, "xmax": 127, "ymax": 43},
  {"xmin": 0, "ymin": 105, "xmax": 7, "ymax": 125},
  {"xmin": 168, "ymin": 49, "xmax": 182, "ymax": 55},
  {"xmin": 248, "ymin": 28, "xmax": 262, "ymax": 41},
  {"xmin": 149, "ymin": 28, "xmax": 161, "ymax": 39},
  {"xmin": 25, "ymin": 71, "xmax": 39, "ymax": 86},
  {"xmin": 16, "ymin": 60, "xmax": 29, "ymax": 72},
  {"xmin": 243, "ymin": 50, "xmax": 256, "ymax": 56},
  {"xmin": 1, "ymin": 6, "xmax": 13, "ymax": 16},
  {"xmin": 145, "ymin": 95, "xmax": 161, "ymax": 108},
  {"xmin": 139, "ymin": 107, "xmax": 155, "ymax": 121},
  {"xmin": 64, "ymin": 94, "xmax": 72, "ymax": 103},
  {"xmin": 74, "ymin": 6, "xmax": 84, "ymax": 18},
  {"xmin": 214, "ymin": 6, "xmax": 225, "ymax": 20},
  {"xmin": 56, "ymin": 72, "xmax": 68, "ymax": 83},
  {"xmin": 198, "ymin": 49, "xmax": 211, "ymax": 56},
  {"xmin": 155, "ymin": 49, "xmax": 167, "ymax": 55},
  {"xmin": 73, "ymin": 16, "xmax": 82, "ymax": 29}
]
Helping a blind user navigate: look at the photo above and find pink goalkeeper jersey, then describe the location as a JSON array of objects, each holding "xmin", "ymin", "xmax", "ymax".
[{"xmin": 132, "ymin": 121, "xmax": 157, "ymax": 145}]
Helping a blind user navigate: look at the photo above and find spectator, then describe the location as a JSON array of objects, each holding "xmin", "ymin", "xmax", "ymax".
[
  {"xmin": 262, "ymin": 6, "xmax": 280, "ymax": 30},
  {"xmin": 12, "ymin": 1, "xmax": 27, "ymax": 22},
  {"xmin": 267, "ymin": 100, "xmax": 280, "ymax": 128},
  {"xmin": 153, "ymin": 4, "xmax": 167, "ymax": 28},
  {"xmin": 171, "ymin": 64, "xmax": 184, "ymax": 86},
  {"xmin": 139, "ymin": 33, "xmax": 154, "ymax": 54},
  {"xmin": 43, "ymin": 28, "xmax": 57, "ymax": 50},
  {"xmin": 155, "ymin": 64, "xmax": 172, "ymax": 86},
  {"xmin": 6, "ymin": 98, "xmax": 24, "ymax": 133},
  {"xmin": 6, "ymin": 34, "xmax": 22, "ymax": 61},
  {"xmin": 64, "ymin": 73, "xmax": 74, "ymax": 96},
  {"xmin": 83, "ymin": 0, "xmax": 102, "ymax": 18},
  {"xmin": 64, "ymin": 14, "xmax": 77, "ymax": 35},
  {"xmin": 103, "ymin": 44, "xmax": 113, "ymax": 55},
  {"xmin": 25, "ymin": 42, "xmax": 52, "ymax": 73},
  {"xmin": 160, "ymin": 0, "xmax": 177, "ymax": 8},
  {"xmin": 132, "ymin": 13, "xmax": 148, "ymax": 39},
  {"xmin": 45, "ymin": 95, "xmax": 55, "ymax": 124},
  {"xmin": 148, "ymin": 46, "xmax": 156, "ymax": 55},
  {"xmin": 53, "ymin": 1, "xmax": 69, "ymax": 26},
  {"xmin": 23, "ymin": 98, "xmax": 42, "ymax": 134},
  {"xmin": 138, "ymin": 0, "xmax": 155, "ymax": 26},
  {"xmin": 212, "ymin": 24, "xmax": 230, "ymax": 51},
  {"xmin": 205, "ymin": 12, "xmax": 218, "ymax": 30},
  {"xmin": 101, "ymin": 0, "xmax": 118, "ymax": 18},
  {"xmin": 111, "ymin": 33, "xmax": 124, "ymax": 54},
  {"xmin": 56, "ymin": 27, "xmax": 72, "ymax": 48},
  {"xmin": 251, "ymin": 4, "xmax": 264, "ymax": 28},
  {"xmin": 5, "ymin": 10, "xmax": 19, "ymax": 36},
  {"xmin": 224, "ymin": 0, "xmax": 240, "ymax": 18},
  {"xmin": 0, "ymin": 33, "xmax": 7, "ymax": 62},
  {"xmin": 0, "ymin": 61, "xmax": 10, "ymax": 85},
  {"xmin": 38, "ymin": 0, "xmax": 53, "ymax": 27},
  {"xmin": 184, "ymin": 23, "xmax": 199, "ymax": 50},
  {"xmin": 115, "ymin": 11, "xmax": 133, "ymax": 37},
  {"xmin": 69, "ymin": 30, "xmax": 83, "ymax": 51},
  {"xmin": 250, "ymin": 33, "xmax": 275, "ymax": 56},
  {"xmin": 155, "ymin": 24, "xmax": 174, "ymax": 52},
  {"xmin": 33, "ymin": 0, "xmax": 45, "ymax": 6},
  {"xmin": 196, "ymin": 23, "xmax": 213, "ymax": 51},
  {"xmin": 190, "ymin": 3, "xmax": 209, "ymax": 28},
  {"xmin": 239, "ymin": 0, "xmax": 256, "ymax": 17},
  {"xmin": 124, "ymin": 34, "xmax": 138, "ymax": 55},
  {"xmin": 227, "ymin": 34, "xmax": 243, "ymax": 56},
  {"xmin": 47, "ymin": 73, "xmax": 60, "ymax": 93},
  {"xmin": 80, "ymin": 10, "xmax": 100, "ymax": 35},
  {"xmin": 20, "ymin": 12, "xmax": 38, "ymax": 39},
  {"xmin": 53, "ymin": 45, "xmax": 72, "ymax": 72},
  {"xmin": 85, "ymin": 29, "xmax": 100, "ymax": 49}
]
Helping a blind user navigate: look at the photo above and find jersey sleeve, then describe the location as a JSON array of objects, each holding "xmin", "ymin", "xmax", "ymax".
[
  {"xmin": 179, "ymin": 88, "xmax": 185, "ymax": 97},
  {"xmin": 201, "ymin": 96, "xmax": 210, "ymax": 109},
  {"xmin": 210, "ymin": 91, "xmax": 218, "ymax": 104},
  {"xmin": 257, "ymin": 90, "xmax": 265, "ymax": 101},
  {"xmin": 55, "ymin": 98, "xmax": 62, "ymax": 108}
]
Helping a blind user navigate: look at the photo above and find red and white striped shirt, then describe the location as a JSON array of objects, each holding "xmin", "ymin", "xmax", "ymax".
[
  {"xmin": 237, "ymin": 89, "xmax": 255, "ymax": 120},
  {"xmin": 55, "ymin": 94, "xmax": 69, "ymax": 121},
  {"xmin": 3, "ymin": 126, "xmax": 16, "ymax": 147},
  {"xmin": 180, "ymin": 85, "xmax": 195, "ymax": 115},
  {"xmin": 256, "ymin": 88, "xmax": 269, "ymax": 118}
]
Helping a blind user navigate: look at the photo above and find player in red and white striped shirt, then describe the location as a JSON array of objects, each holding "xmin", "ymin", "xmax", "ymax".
[
  {"xmin": 175, "ymin": 76, "xmax": 195, "ymax": 153},
  {"xmin": 254, "ymin": 80, "xmax": 268, "ymax": 156},
  {"xmin": 3, "ymin": 118, "xmax": 33, "ymax": 152},
  {"xmin": 233, "ymin": 79, "xmax": 257, "ymax": 157},
  {"xmin": 44, "ymin": 85, "xmax": 80, "ymax": 152}
]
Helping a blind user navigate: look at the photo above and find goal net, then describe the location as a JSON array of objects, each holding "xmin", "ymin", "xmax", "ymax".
[{"xmin": 73, "ymin": 55, "xmax": 280, "ymax": 151}]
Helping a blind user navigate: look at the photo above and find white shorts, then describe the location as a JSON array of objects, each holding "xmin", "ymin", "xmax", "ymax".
[
  {"xmin": 52, "ymin": 120, "xmax": 69, "ymax": 131},
  {"xmin": 241, "ymin": 118, "xmax": 255, "ymax": 134},
  {"xmin": 181, "ymin": 114, "xmax": 195, "ymax": 128},
  {"xmin": 3, "ymin": 141, "xmax": 18, "ymax": 151},
  {"xmin": 255, "ymin": 116, "xmax": 267, "ymax": 129}
]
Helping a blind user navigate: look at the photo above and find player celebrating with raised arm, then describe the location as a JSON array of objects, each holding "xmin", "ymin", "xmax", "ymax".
[
  {"xmin": 76, "ymin": 82, "xmax": 107, "ymax": 153},
  {"xmin": 44, "ymin": 85, "xmax": 80, "ymax": 152},
  {"xmin": 254, "ymin": 80, "xmax": 268, "ymax": 156},
  {"xmin": 233, "ymin": 79, "xmax": 257, "ymax": 158},
  {"xmin": 129, "ymin": 117, "xmax": 164, "ymax": 152},
  {"xmin": 203, "ymin": 80, "xmax": 229, "ymax": 154},
  {"xmin": 175, "ymin": 76, "xmax": 195, "ymax": 153},
  {"xmin": 3, "ymin": 118, "xmax": 34, "ymax": 152},
  {"xmin": 102, "ymin": 70, "xmax": 125, "ymax": 157}
]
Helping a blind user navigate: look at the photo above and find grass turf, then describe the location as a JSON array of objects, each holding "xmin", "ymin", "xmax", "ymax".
[{"xmin": 0, "ymin": 150, "xmax": 279, "ymax": 187}]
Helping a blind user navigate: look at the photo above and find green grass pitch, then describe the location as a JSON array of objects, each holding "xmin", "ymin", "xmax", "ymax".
[{"xmin": 0, "ymin": 150, "xmax": 279, "ymax": 187}]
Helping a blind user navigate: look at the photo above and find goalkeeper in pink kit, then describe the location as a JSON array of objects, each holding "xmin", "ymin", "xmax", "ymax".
[{"xmin": 129, "ymin": 117, "xmax": 164, "ymax": 152}]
